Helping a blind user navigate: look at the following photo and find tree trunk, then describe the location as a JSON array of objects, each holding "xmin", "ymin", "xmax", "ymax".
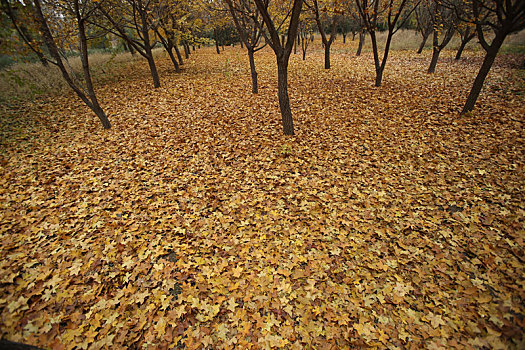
[
  {"xmin": 214, "ymin": 29, "xmax": 220, "ymax": 54},
  {"xmin": 92, "ymin": 103, "xmax": 111, "ymax": 129},
  {"xmin": 34, "ymin": 0, "xmax": 110, "ymax": 129},
  {"xmin": 248, "ymin": 48, "xmax": 258, "ymax": 94},
  {"xmin": 417, "ymin": 33, "xmax": 429, "ymax": 54},
  {"xmin": 281, "ymin": 34, "xmax": 285, "ymax": 46},
  {"xmin": 184, "ymin": 41, "xmax": 190, "ymax": 58},
  {"xmin": 166, "ymin": 44, "xmax": 181, "ymax": 73},
  {"xmin": 455, "ymin": 33, "xmax": 475, "ymax": 60},
  {"xmin": 356, "ymin": 31, "xmax": 365, "ymax": 56},
  {"xmin": 36, "ymin": 51, "xmax": 48, "ymax": 67},
  {"xmin": 428, "ymin": 47, "xmax": 440, "ymax": 73},
  {"xmin": 174, "ymin": 44, "xmax": 183, "ymax": 65},
  {"xmin": 302, "ymin": 49, "xmax": 306, "ymax": 60},
  {"xmin": 427, "ymin": 31, "xmax": 440, "ymax": 73},
  {"xmin": 0, "ymin": 339, "xmax": 43, "ymax": 350},
  {"xmin": 343, "ymin": 33, "xmax": 346, "ymax": 43},
  {"xmin": 324, "ymin": 43, "xmax": 331, "ymax": 69},
  {"xmin": 462, "ymin": 32, "xmax": 506, "ymax": 113},
  {"xmin": 277, "ymin": 57, "xmax": 294, "ymax": 135},
  {"xmin": 371, "ymin": 30, "xmax": 393, "ymax": 87},
  {"xmin": 77, "ymin": 16, "xmax": 111, "ymax": 128},
  {"xmin": 294, "ymin": 36, "xmax": 297, "ymax": 54},
  {"xmin": 455, "ymin": 41, "xmax": 468, "ymax": 60},
  {"xmin": 145, "ymin": 46, "xmax": 160, "ymax": 88}
]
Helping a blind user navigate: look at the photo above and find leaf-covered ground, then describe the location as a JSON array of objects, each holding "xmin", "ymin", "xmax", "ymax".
[{"xmin": 1, "ymin": 43, "xmax": 524, "ymax": 349}]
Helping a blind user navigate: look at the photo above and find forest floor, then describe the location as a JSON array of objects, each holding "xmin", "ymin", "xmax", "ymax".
[{"xmin": 0, "ymin": 41, "xmax": 524, "ymax": 349}]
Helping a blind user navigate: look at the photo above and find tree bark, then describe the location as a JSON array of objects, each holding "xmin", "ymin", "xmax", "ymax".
[
  {"xmin": 184, "ymin": 41, "xmax": 190, "ymax": 58},
  {"xmin": 144, "ymin": 45, "xmax": 160, "ymax": 88},
  {"xmin": 455, "ymin": 32, "xmax": 475, "ymax": 60},
  {"xmin": 166, "ymin": 43, "xmax": 181, "ymax": 72},
  {"xmin": 371, "ymin": 30, "xmax": 393, "ymax": 87},
  {"xmin": 214, "ymin": 29, "xmax": 221, "ymax": 54},
  {"xmin": 248, "ymin": 48, "xmax": 258, "ymax": 94},
  {"xmin": 140, "ymin": 8, "xmax": 160, "ymax": 88},
  {"xmin": 462, "ymin": 32, "xmax": 506, "ymax": 113},
  {"xmin": 417, "ymin": 33, "xmax": 429, "ymax": 54},
  {"xmin": 324, "ymin": 43, "xmax": 331, "ymax": 69},
  {"xmin": 343, "ymin": 33, "xmax": 346, "ymax": 43},
  {"xmin": 455, "ymin": 40, "xmax": 468, "ymax": 60},
  {"xmin": 174, "ymin": 44, "xmax": 183, "ymax": 65},
  {"xmin": 356, "ymin": 31, "xmax": 365, "ymax": 56},
  {"xmin": 33, "ymin": 0, "xmax": 110, "ymax": 129},
  {"xmin": 427, "ymin": 47, "xmax": 440, "ymax": 73},
  {"xmin": 277, "ymin": 57, "xmax": 294, "ymax": 135},
  {"xmin": 77, "ymin": 11, "xmax": 111, "ymax": 128},
  {"xmin": 427, "ymin": 31, "xmax": 440, "ymax": 73}
]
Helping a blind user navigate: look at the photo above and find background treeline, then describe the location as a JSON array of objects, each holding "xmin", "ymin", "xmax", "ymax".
[{"xmin": 1, "ymin": 0, "xmax": 524, "ymax": 134}]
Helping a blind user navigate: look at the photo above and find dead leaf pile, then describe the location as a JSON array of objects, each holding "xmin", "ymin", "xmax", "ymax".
[{"xmin": 0, "ymin": 42, "xmax": 524, "ymax": 349}]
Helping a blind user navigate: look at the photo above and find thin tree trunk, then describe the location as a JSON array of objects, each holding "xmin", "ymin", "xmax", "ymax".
[
  {"xmin": 34, "ymin": 0, "xmax": 110, "ymax": 129},
  {"xmin": 417, "ymin": 32, "xmax": 429, "ymax": 54},
  {"xmin": 356, "ymin": 31, "xmax": 365, "ymax": 56},
  {"xmin": 128, "ymin": 42, "xmax": 135, "ymax": 56},
  {"xmin": 214, "ymin": 29, "xmax": 220, "ymax": 54},
  {"xmin": 144, "ymin": 45, "xmax": 160, "ymax": 88},
  {"xmin": 455, "ymin": 33, "xmax": 475, "ymax": 60},
  {"xmin": 77, "ymin": 15, "xmax": 111, "ymax": 128},
  {"xmin": 427, "ymin": 31, "xmax": 440, "ymax": 73},
  {"xmin": 371, "ymin": 30, "xmax": 393, "ymax": 87},
  {"xmin": 36, "ymin": 51, "xmax": 48, "ymax": 66},
  {"xmin": 248, "ymin": 48, "xmax": 258, "ymax": 94},
  {"xmin": 428, "ymin": 47, "xmax": 440, "ymax": 73},
  {"xmin": 277, "ymin": 57, "xmax": 294, "ymax": 135},
  {"xmin": 166, "ymin": 44, "xmax": 181, "ymax": 72},
  {"xmin": 462, "ymin": 32, "xmax": 506, "ymax": 113},
  {"xmin": 184, "ymin": 41, "xmax": 190, "ymax": 58},
  {"xmin": 174, "ymin": 44, "xmax": 183, "ymax": 65},
  {"xmin": 343, "ymin": 33, "xmax": 346, "ymax": 43},
  {"xmin": 428, "ymin": 28, "xmax": 455, "ymax": 73},
  {"xmin": 324, "ymin": 43, "xmax": 331, "ymax": 69},
  {"xmin": 140, "ymin": 9, "xmax": 160, "ymax": 88}
]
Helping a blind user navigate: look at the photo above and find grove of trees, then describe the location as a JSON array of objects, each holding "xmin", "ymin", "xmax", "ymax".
[{"xmin": 1, "ymin": 0, "xmax": 524, "ymax": 133}]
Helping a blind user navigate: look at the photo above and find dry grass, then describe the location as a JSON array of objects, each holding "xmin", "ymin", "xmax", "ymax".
[
  {"xmin": 340, "ymin": 29, "xmax": 525, "ymax": 54},
  {"xmin": 0, "ymin": 50, "xmax": 156, "ymax": 105}
]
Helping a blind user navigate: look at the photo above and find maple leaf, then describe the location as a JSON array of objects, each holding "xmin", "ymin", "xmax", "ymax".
[{"xmin": 424, "ymin": 313, "xmax": 445, "ymax": 328}]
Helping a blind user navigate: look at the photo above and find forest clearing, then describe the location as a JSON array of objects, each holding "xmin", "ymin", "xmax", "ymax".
[{"xmin": 1, "ymin": 33, "xmax": 525, "ymax": 349}]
